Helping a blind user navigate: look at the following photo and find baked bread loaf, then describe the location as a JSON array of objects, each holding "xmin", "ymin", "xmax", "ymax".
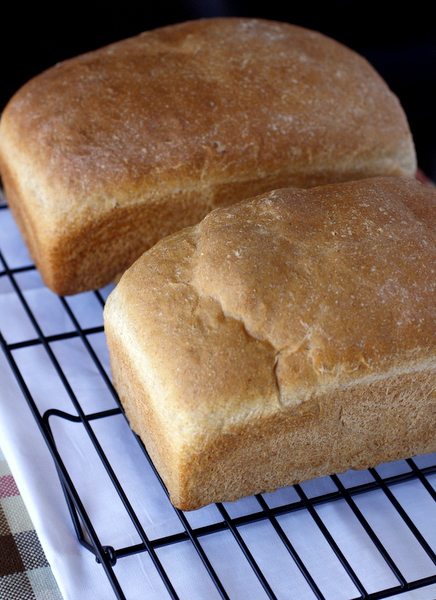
[
  {"xmin": 104, "ymin": 176, "xmax": 436, "ymax": 511},
  {"xmin": 0, "ymin": 18, "xmax": 416, "ymax": 296}
]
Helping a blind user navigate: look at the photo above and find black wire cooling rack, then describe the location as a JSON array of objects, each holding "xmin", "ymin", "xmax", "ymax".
[{"xmin": 1, "ymin": 191, "xmax": 436, "ymax": 600}]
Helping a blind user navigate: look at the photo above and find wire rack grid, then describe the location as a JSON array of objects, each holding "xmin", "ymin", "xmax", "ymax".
[{"xmin": 1, "ymin": 192, "xmax": 436, "ymax": 600}]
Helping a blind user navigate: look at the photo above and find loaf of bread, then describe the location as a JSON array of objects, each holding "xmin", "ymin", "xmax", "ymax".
[
  {"xmin": 0, "ymin": 18, "xmax": 416, "ymax": 295},
  {"xmin": 104, "ymin": 176, "xmax": 436, "ymax": 511}
]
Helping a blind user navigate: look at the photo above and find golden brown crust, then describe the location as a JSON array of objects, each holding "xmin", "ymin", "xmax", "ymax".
[
  {"xmin": 0, "ymin": 17, "xmax": 416, "ymax": 295},
  {"xmin": 104, "ymin": 177, "xmax": 436, "ymax": 511}
]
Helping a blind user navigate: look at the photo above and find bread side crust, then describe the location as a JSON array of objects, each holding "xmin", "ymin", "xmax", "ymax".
[
  {"xmin": 0, "ymin": 18, "xmax": 416, "ymax": 295},
  {"xmin": 104, "ymin": 177, "xmax": 436, "ymax": 510},
  {"xmin": 109, "ymin": 342, "xmax": 436, "ymax": 511}
]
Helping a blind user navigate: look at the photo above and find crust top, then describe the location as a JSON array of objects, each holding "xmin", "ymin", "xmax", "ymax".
[
  {"xmin": 107, "ymin": 176, "xmax": 436, "ymax": 415},
  {"xmin": 1, "ymin": 18, "xmax": 415, "ymax": 200}
]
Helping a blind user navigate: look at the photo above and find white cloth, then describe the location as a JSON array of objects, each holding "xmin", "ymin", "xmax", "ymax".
[{"xmin": 1, "ymin": 198, "xmax": 436, "ymax": 600}]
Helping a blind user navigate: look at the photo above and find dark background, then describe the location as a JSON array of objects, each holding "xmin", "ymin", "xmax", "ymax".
[{"xmin": 1, "ymin": 1, "xmax": 435, "ymax": 179}]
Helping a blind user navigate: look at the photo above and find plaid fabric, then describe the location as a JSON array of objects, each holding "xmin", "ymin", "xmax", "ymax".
[{"xmin": 0, "ymin": 447, "xmax": 63, "ymax": 600}]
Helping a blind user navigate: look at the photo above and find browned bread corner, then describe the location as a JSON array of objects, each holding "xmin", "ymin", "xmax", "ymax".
[
  {"xmin": 0, "ymin": 18, "xmax": 416, "ymax": 295},
  {"xmin": 104, "ymin": 176, "xmax": 436, "ymax": 511}
]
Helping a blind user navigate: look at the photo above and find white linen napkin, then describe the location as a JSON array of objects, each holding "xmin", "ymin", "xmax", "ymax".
[{"xmin": 1, "ymin": 196, "xmax": 436, "ymax": 600}]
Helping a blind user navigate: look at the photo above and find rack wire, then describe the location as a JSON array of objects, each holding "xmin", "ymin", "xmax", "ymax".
[{"xmin": 1, "ymin": 192, "xmax": 436, "ymax": 600}]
